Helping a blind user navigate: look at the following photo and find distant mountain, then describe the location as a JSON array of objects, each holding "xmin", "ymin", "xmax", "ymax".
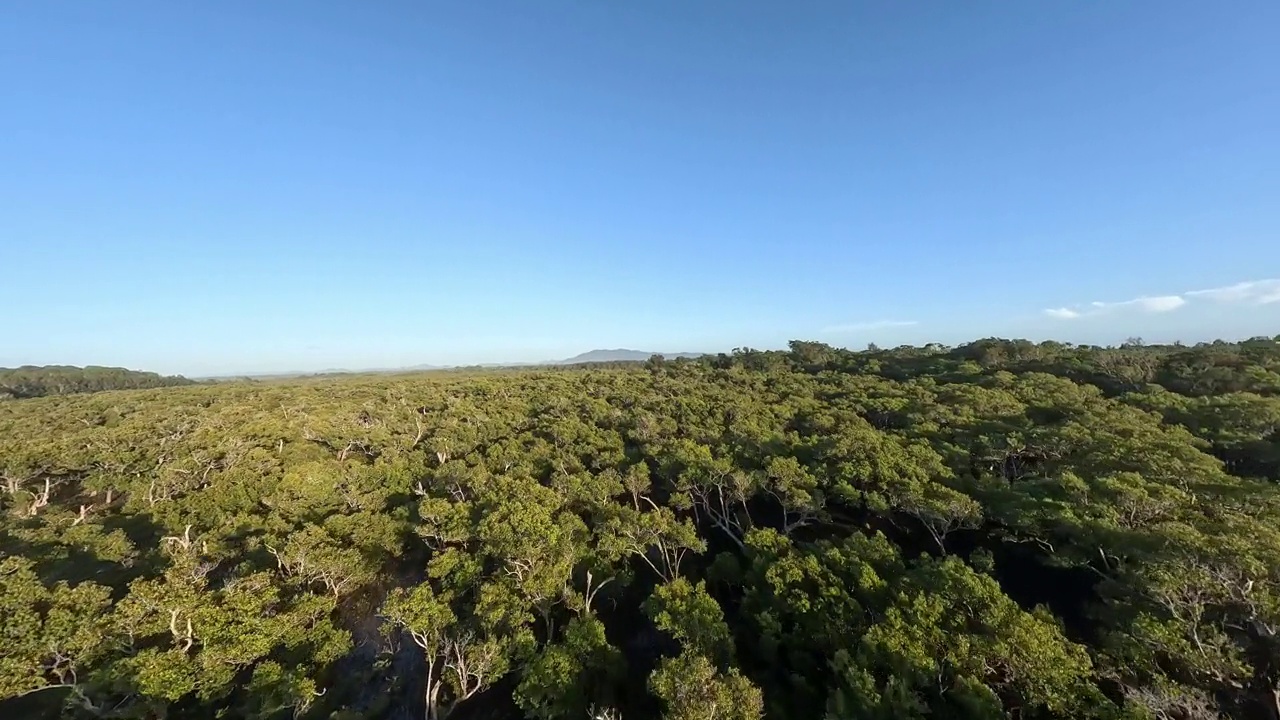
[{"xmin": 556, "ymin": 349, "xmax": 704, "ymax": 364}]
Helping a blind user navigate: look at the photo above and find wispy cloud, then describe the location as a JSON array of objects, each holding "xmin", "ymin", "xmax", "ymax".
[
  {"xmin": 1043, "ymin": 279, "xmax": 1280, "ymax": 320},
  {"xmin": 1045, "ymin": 294, "xmax": 1185, "ymax": 320},
  {"xmin": 1097, "ymin": 295, "xmax": 1187, "ymax": 313},
  {"xmin": 1185, "ymin": 279, "xmax": 1280, "ymax": 305},
  {"xmin": 822, "ymin": 320, "xmax": 919, "ymax": 333}
]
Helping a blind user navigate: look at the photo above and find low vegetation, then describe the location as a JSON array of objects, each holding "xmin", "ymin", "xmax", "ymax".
[{"xmin": 2, "ymin": 337, "xmax": 1279, "ymax": 719}]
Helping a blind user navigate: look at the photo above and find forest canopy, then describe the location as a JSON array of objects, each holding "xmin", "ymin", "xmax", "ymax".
[
  {"xmin": 0, "ymin": 365, "xmax": 195, "ymax": 400},
  {"xmin": 2, "ymin": 337, "xmax": 1279, "ymax": 720}
]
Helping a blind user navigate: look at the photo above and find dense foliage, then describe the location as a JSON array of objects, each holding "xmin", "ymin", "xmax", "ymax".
[
  {"xmin": 3, "ymin": 337, "xmax": 1280, "ymax": 720},
  {"xmin": 0, "ymin": 366, "xmax": 195, "ymax": 400}
]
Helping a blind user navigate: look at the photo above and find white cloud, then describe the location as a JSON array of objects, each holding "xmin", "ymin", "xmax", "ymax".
[
  {"xmin": 1043, "ymin": 278, "xmax": 1280, "ymax": 320},
  {"xmin": 1185, "ymin": 279, "xmax": 1280, "ymax": 305},
  {"xmin": 1120, "ymin": 295, "xmax": 1187, "ymax": 313},
  {"xmin": 822, "ymin": 320, "xmax": 918, "ymax": 333},
  {"xmin": 1045, "ymin": 294, "xmax": 1186, "ymax": 320}
]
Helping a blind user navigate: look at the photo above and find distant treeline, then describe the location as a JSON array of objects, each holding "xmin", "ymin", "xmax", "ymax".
[
  {"xmin": 707, "ymin": 335, "xmax": 1280, "ymax": 398},
  {"xmin": 0, "ymin": 365, "xmax": 195, "ymax": 399}
]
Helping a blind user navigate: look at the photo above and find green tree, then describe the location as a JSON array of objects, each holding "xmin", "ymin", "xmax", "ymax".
[{"xmin": 648, "ymin": 651, "xmax": 763, "ymax": 720}]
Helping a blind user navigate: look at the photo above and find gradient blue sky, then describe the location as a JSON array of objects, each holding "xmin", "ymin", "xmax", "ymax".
[{"xmin": 3, "ymin": 1, "xmax": 1278, "ymax": 375}]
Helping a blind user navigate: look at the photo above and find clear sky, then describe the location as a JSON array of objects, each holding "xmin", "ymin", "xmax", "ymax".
[{"xmin": 3, "ymin": 1, "xmax": 1278, "ymax": 376}]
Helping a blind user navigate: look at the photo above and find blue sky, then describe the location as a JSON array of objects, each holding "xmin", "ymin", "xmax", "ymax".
[{"xmin": 2, "ymin": 1, "xmax": 1278, "ymax": 375}]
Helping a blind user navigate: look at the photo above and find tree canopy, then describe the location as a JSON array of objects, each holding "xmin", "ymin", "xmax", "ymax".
[{"xmin": 2, "ymin": 337, "xmax": 1279, "ymax": 719}]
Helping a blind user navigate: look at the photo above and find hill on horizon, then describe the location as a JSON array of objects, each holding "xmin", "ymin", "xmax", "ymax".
[
  {"xmin": 189, "ymin": 350, "xmax": 707, "ymax": 379},
  {"xmin": 554, "ymin": 349, "xmax": 705, "ymax": 364},
  {"xmin": 0, "ymin": 365, "xmax": 195, "ymax": 399}
]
